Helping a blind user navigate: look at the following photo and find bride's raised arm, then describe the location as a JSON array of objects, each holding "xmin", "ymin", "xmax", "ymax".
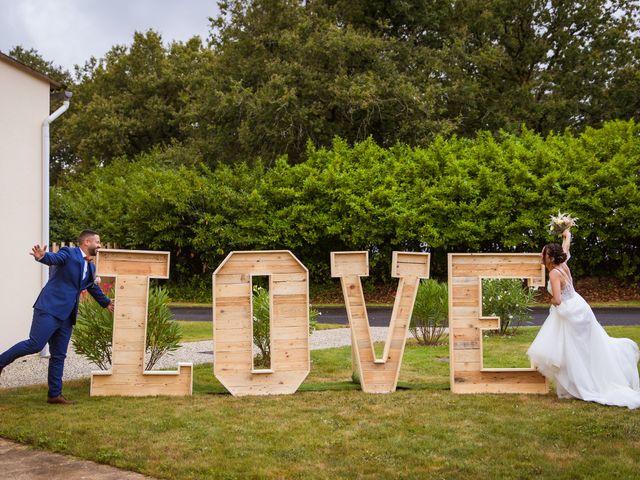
[{"xmin": 562, "ymin": 228, "xmax": 572, "ymax": 261}]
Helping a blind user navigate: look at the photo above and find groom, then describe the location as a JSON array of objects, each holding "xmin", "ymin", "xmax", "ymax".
[{"xmin": 0, "ymin": 230, "xmax": 114, "ymax": 404}]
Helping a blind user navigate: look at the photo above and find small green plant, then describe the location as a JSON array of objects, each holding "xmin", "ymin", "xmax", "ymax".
[
  {"xmin": 73, "ymin": 284, "xmax": 182, "ymax": 370},
  {"xmin": 252, "ymin": 285, "xmax": 319, "ymax": 368},
  {"xmin": 410, "ymin": 279, "xmax": 449, "ymax": 346},
  {"xmin": 145, "ymin": 287, "xmax": 183, "ymax": 369},
  {"xmin": 73, "ymin": 283, "xmax": 116, "ymax": 370},
  {"xmin": 482, "ymin": 278, "xmax": 536, "ymax": 335}
]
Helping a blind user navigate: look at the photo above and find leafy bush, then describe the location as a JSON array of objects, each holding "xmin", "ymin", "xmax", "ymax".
[
  {"xmin": 481, "ymin": 279, "xmax": 536, "ymax": 335},
  {"xmin": 410, "ymin": 279, "xmax": 449, "ymax": 346},
  {"xmin": 73, "ymin": 285, "xmax": 182, "ymax": 370},
  {"xmin": 145, "ymin": 287, "xmax": 183, "ymax": 369},
  {"xmin": 73, "ymin": 284, "xmax": 116, "ymax": 370},
  {"xmin": 52, "ymin": 120, "xmax": 640, "ymax": 286},
  {"xmin": 252, "ymin": 285, "xmax": 319, "ymax": 368}
]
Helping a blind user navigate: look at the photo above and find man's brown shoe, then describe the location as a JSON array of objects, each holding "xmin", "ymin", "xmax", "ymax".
[{"xmin": 46, "ymin": 395, "xmax": 75, "ymax": 405}]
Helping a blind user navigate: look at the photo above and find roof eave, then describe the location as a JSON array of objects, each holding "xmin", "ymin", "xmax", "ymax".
[{"xmin": 0, "ymin": 51, "xmax": 66, "ymax": 91}]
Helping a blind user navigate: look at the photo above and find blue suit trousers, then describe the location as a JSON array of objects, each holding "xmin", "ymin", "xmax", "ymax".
[{"xmin": 0, "ymin": 309, "xmax": 73, "ymax": 397}]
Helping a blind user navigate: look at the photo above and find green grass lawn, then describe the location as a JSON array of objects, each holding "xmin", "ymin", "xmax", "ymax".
[
  {"xmin": 176, "ymin": 321, "xmax": 346, "ymax": 343},
  {"xmin": 175, "ymin": 321, "xmax": 212, "ymax": 342},
  {"xmin": 1, "ymin": 327, "xmax": 640, "ymax": 479}
]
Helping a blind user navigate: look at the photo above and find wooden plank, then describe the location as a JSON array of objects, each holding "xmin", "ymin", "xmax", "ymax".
[
  {"xmin": 216, "ymin": 260, "xmax": 304, "ymax": 275},
  {"xmin": 214, "ymin": 314, "xmax": 252, "ymax": 329},
  {"xmin": 478, "ymin": 317, "xmax": 500, "ymax": 331},
  {"xmin": 453, "ymin": 340, "xmax": 481, "ymax": 350},
  {"xmin": 453, "ymin": 382, "xmax": 548, "ymax": 394},
  {"xmin": 454, "ymin": 349, "xmax": 481, "ymax": 363},
  {"xmin": 214, "ymin": 283, "xmax": 252, "ymax": 297},
  {"xmin": 451, "ymin": 254, "xmax": 541, "ymax": 265},
  {"xmin": 92, "ymin": 365, "xmax": 192, "ymax": 397},
  {"xmin": 271, "ymin": 347, "xmax": 309, "ymax": 363},
  {"xmin": 214, "ymin": 274, "xmax": 251, "ymax": 285},
  {"xmin": 330, "ymin": 251, "xmax": 369, "ymax": 277},
  {"xmin": 454, "ymin": 369, "xmax": 546, "ymax": 384},
  {"xmin": 453, "ymin": 361, "xmax": 482, "ymax": 372},
  {"xmin": 453, "ymin": 264, "xmax": 542, "ymax": 276},
  {"xmin": 97, "ymin": 250, "xmax": 170, "ymax": 278},
  {"xmin": 391, "ymin": 252, "xmax": 430, "ymax": 278},
  {"xmin": 270, "ymin": 281, "xmax": 307, "ymax": 296}
]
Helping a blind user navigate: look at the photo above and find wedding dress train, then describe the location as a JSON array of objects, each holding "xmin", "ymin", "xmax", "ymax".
[{"xmin": 527, "ymin": 272, "xmax": 640, "ymax": 409}]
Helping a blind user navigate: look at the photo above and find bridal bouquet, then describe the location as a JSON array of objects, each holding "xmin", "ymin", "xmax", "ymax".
[{"xmin": 548, "ymin": 211, "xmax": 577, "ymax": 235}]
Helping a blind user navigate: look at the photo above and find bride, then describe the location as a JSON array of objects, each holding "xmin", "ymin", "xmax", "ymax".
[{"xmin": 527, "ymin": 228, "xmax": 640, "ymax": 409}]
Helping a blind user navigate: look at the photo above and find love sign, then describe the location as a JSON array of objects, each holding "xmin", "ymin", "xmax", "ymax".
[{"xmin": 92, "ymin": 249, "xmax": 548, "ymax": 397}]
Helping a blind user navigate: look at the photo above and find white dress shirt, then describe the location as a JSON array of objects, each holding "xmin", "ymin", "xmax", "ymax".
[{"xmin": 79, "ymin": 247, "xmax": 89, "ymax": 280}]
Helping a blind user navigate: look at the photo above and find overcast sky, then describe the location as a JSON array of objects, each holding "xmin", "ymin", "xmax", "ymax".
[{"xmin": 0, "ymin": 0, "xmax": 219, "ymax": 72}]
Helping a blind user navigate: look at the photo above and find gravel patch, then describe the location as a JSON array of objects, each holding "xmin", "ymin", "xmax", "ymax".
[{"xmin": 0, "ymin": 327, "xmax": 408, "ymax": 390}]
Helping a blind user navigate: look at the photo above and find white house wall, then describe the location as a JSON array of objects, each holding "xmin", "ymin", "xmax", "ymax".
[{"xmin": 0, "ymin": 60, "xmax": 50, "ymax": 352}]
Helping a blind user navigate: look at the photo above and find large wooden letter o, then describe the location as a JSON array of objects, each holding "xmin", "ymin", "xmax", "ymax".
[
  {"xmin": 449, "ymin": 253, "xmax": 547, "ymax": 394},
  {"xmin": 213, "ymin": 251, "xmax": 310, "ymax": 396}
]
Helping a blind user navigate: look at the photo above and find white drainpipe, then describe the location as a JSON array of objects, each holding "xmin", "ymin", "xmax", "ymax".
[{"xmin": 39, "ymin": 93, "xmax": 71, "ymax": 358}]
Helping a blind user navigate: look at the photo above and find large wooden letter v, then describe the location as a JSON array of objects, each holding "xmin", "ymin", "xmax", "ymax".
[
  {"xmin": 90, "ymin": 250, "xmax": 193, "ymax": 396},
  {"xmin": 331, "ymin": 251, "xmax": 429, "ymax": 393}
]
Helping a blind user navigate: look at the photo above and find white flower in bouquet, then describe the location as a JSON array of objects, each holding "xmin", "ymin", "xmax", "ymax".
[{"xmin": 548, "ymin": 211, "xmax": 577, "ymax": 235}]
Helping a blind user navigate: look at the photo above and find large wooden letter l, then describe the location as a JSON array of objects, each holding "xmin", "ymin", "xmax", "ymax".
[
  {"xmin": 331, "ymin": 251, "xmax": 430, "ymax": 393},
  {"xmin": 90, "ymin": 250, "xmax": 193, "ymax": 396}
]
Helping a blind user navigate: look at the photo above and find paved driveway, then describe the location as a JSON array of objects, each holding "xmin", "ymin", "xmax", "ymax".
[{"xmin": 171, "ymin": 306, "xmax": 640, "ymax": 326}]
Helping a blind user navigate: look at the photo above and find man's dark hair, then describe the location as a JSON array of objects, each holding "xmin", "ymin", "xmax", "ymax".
[{"xmin": 78, "ymin": 229, "xmax": 99, "ymax": 244}]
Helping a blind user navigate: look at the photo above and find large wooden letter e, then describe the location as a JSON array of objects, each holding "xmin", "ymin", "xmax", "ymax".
[
  {"xmin": 90, "ymin": 250, "xmax": 193, "ymax": 396},
  {"xmin": 449, "ymin": 253, "xmax": 547, "ymax": 394},
  {"xmin": 331, "ymin": 251, "xmax": 430, "ymax": 393}
]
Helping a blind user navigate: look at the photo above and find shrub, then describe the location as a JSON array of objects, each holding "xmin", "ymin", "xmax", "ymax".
[
  {"xmin": 73, "ymin": 283, "xmax": 116, "ymax": 370},
  {"xmin": 73, "ymin": 285, "xmax": 182, "ymax": 370},
  {"xmin": 410, "ymin": 279, "xmax": 449, "ymax": 346},
  {"xmin": 52, "ymin": 120, "xmax": 640, "ymax": 285},
  {"xmin": 252, "ymin": 285, "xmax": 319, "ymax": 368},
  {"xmin": 145, "ymin": 287, "xmax": 183, "ymax": 369},
  {"xmin": 481, "ymin": 279, "xmax": 536, "ymax": 335}
]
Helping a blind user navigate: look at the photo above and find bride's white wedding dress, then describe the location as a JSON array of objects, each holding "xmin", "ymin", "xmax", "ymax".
[{"xmin": 527, "ymin": 268, "xmax": 640, "ymax": 409}]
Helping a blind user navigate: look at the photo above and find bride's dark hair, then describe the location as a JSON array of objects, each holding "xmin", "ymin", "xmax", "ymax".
[{"xmin": 543, "ymin": 243, "xmax": 567, "ymax": 265}]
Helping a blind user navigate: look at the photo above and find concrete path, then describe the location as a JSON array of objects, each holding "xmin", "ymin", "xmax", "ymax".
[{"xmin": 0, "ymin": 438, "xmax": 154, "ymax": 479}]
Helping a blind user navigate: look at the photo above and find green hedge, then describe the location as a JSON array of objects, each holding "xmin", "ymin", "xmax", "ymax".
[{"xmin": 51, "ymin": 120, "xmax": 640, "ymax": 285}]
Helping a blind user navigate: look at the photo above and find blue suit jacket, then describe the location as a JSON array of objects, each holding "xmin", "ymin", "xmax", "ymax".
[{"xmin": 33, "ymin": 246, "xmax": 111, "ymax": 324}]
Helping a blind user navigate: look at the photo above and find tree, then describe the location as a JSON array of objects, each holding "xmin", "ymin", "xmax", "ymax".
[
  {"xmin": 189, "ymin": 0, "xmax": 453, "ymax": 165},
  {"xmin": 16, "ymin": 0, "xmax": 640, "ymax": 179},
  {"xmin": 189, "ymin": 0, "xmax": 640, "ymax": 165},
  {"xmin": 54, "ymin": 31, "xmax": 213, "ymax": 179},
  {"xmin": 439, "ymin": 0, "xmax": 640, "ymax": 135}
]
